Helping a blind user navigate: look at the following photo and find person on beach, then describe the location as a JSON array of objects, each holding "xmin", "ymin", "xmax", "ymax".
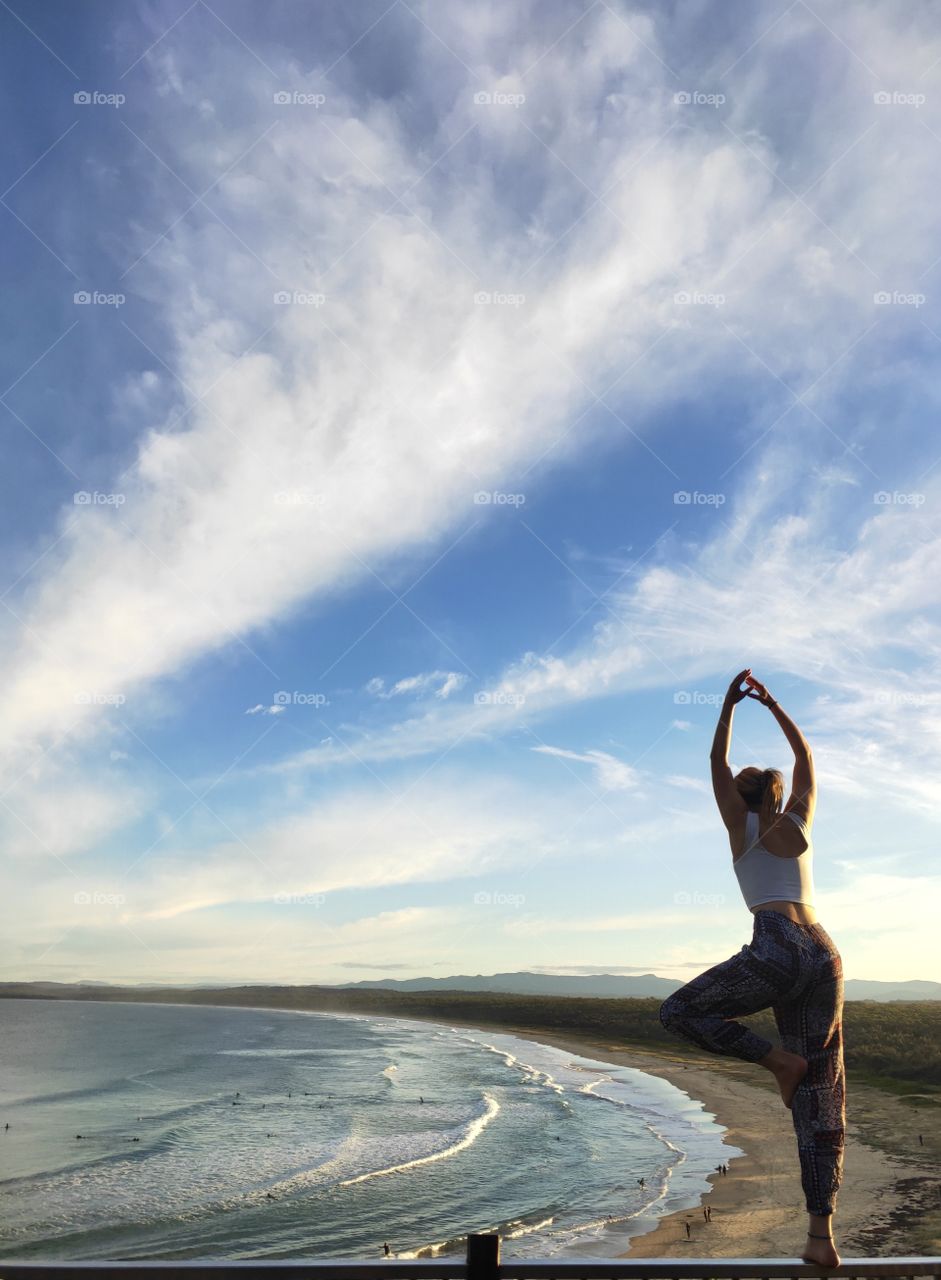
[{"xmin": 659, "ymin": 669, "xmax": 845, "ymax": 1269}]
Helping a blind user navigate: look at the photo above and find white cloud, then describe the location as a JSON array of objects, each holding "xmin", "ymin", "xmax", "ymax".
[
  {"xmin": 245, "ymin": 704, "xmax": 286, "ymax": 716},
  {"xmin": 260, "ymin": 457, "xmax": 941, "ymax": 823},
  {"xmin": 116, "ymin": 774, "xmax": 574, "ymax": 922},
  {"xmin": 365, "ymin": 670, "xmax": 468, "ymax": 700},
  {"xmin": 0, "ymin": 771, "xmax": 145, "ymax": 863},
  {"xmin": 531, "ymin": 744, "xmax": 639, "ymax": 792},
  {"xmin": 663, "ymin": 774, "xmax": 710, "ymax": 794},
  {"xmin": 5, "ymin": 1, "xmax": 939, "ymax": 782},
  {"xmin": 3, "ymin": 1, "xmax": 941, "ymax": 985},
  {"xmin": 503, "ymin": 910, "xmax": 728, "ymax": 937}
]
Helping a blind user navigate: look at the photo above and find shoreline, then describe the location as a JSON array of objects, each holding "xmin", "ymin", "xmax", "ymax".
[
  {"xmin": 435, "ymin": 1018, "xmax": 940, "ymax": 1259},
  {"xmin": 4, "ymin": 998, "xmax": 937, "ymax": 1259}
]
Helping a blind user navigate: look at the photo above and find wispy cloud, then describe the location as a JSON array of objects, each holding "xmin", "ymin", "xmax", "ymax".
[
  {"xmin": 531, "ymin": 744, "xmax": 640, "ymax": 792},
  {"xmin": 6, "ymin": 2, "xmax": 938, "ymax": 776},
  {"xmin": 253, "ymin": 458, "xmax": 941, "ymax": 821},
  {"xmin": 2, "ymin": 0, "xmax": 940, "ymax": 984},
  {"xmin": 365, "ymin": 670, "xmax": 468, "ymax": 700}
]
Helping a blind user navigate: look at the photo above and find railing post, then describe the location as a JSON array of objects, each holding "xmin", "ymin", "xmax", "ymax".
[{"xmin": 466, "ymin": 1231, "xmax": 500, "ymax": 1280}]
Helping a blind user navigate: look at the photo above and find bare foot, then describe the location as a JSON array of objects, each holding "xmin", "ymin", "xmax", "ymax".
[
  {"xmin": 768, "ymin": 1050, "xmax": 808, "ymax": 1109},
  {"xmin": 801, "ymin": 1232, "xmax": 841, "ymax": 1267}
]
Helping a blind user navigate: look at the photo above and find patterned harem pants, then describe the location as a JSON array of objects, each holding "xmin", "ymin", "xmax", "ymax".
[{"xmin": 658, "ymin": 908, "xmax": 845, "ymax": 1216}]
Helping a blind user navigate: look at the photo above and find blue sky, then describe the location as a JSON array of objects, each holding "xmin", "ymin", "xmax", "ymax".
[{"xmin": 1, "ymin": 0, "xmax": 939, "ymax": 986}]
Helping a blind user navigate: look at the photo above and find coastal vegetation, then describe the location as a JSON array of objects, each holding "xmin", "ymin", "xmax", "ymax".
[{"xmin": 3, "ymin": 982, "xmax": 940, "ymax": 1092}]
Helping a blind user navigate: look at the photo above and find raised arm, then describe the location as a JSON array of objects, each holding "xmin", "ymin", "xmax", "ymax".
[
  {"xmin": 745, "ymin": 677, "xmax": 816, "ymax": 827},
  {"xmin": 709, "ymin": 669, "xmax": 751, "ymax": 828}
]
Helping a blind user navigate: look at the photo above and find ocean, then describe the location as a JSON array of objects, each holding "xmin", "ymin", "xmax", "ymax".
[{"xmin": 0, "ymin": 999, "xmax": 741, "ymax": 1262}]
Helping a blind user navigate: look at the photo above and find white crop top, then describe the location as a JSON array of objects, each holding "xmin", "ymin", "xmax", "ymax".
[{"xmin": 732, "ymin": 809, "xmax": 815, "ymax": 909}]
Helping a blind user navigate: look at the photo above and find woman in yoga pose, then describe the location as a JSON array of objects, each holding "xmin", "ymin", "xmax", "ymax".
[{"xmin": 659, "ymin": 668, "xmax": 845, "ymax": 1268}]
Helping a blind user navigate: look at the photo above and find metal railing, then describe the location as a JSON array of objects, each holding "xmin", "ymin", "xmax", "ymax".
[{"xmin": 1, "ymin": 1234, "xmax": 940, "ymax": 1280}]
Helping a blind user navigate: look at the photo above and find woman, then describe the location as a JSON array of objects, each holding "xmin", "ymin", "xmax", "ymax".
[{"xmin": 658, "ymin": 668, "xmax": 845, "ymax": 1268}]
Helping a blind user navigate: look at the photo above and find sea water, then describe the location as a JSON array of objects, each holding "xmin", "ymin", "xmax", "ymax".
[{"xmin": 0, "ymin": 999, "xmax": 741, "ymax": 1261}]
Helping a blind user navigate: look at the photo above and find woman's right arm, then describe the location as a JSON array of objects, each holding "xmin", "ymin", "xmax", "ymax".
[
  {"xmin": 770, "ymin": 702, "xmax": 816, "ymax": 825},
  {"xmin": 768, "ymin": 700, "xmax": 812, "ymax": 761}
]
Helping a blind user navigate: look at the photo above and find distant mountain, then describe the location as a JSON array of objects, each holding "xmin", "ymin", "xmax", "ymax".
[
  {"xmin": 334, "ymin": 971, "xmax": 677, "ymax": 997},
  {"xmin": 0, "ymin": 979, "xmax": 262, "ymax": 993},
  {"xmin": 3, "ymin": 973, "xmax": 939, "ymax": 1001},
  {"xmin": 0, "ymin": 980, "xmax": 122, "ymax": 993},
  {"xmin": 334, "ymin": 971, "xmax": 941, "ymax": 1002},
  {"xmin": 844, "ymin": 978, "xmax": 941, "ymax": 1001}
]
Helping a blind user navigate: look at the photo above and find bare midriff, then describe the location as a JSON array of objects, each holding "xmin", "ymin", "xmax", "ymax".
[{"xmin": 751, "ymin": 900, "xmax": 818, "ymax": 926}]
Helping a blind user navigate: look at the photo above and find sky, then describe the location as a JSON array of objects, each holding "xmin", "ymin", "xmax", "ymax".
[{"xmin": 0, "ymin": 0, "xmax": 939, "ymax": 988}]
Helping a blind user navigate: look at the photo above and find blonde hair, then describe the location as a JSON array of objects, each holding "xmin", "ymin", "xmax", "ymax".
[{"xmin": 735, "ymin": 766, "xmax": 785, "ymax": 831}]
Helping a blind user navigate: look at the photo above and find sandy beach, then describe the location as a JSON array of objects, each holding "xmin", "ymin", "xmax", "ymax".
[{"xmin": 447, "ymin": 1019, "xmax": 941, "ymax": 1260}]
